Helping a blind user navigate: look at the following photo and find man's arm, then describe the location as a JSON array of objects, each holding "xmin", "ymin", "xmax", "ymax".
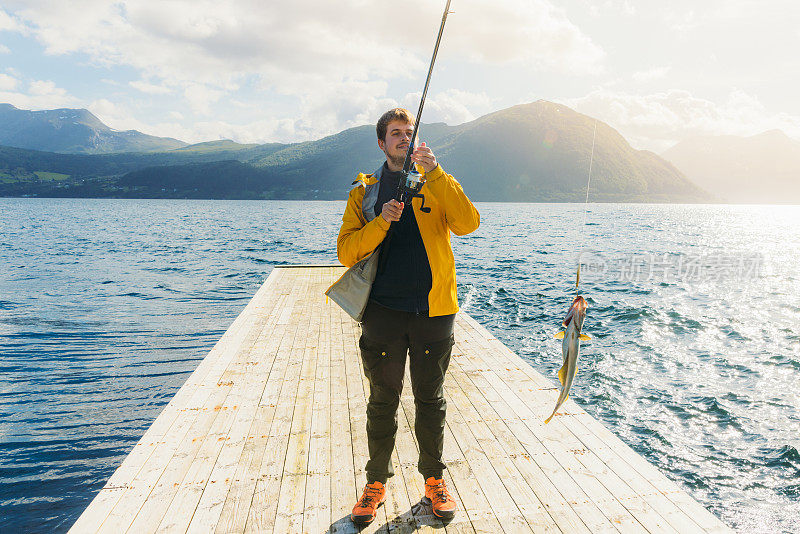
[
  {"xmin": 412, "ymin": 142, "xmax": 480, "ymax": 236},
  {"xmin": 423, "ymin": 165, "xmax": 481, "ymax": 236},
  {"xmin": 337, "ymin": 184, "xmax": 392, "ymax": 267}
]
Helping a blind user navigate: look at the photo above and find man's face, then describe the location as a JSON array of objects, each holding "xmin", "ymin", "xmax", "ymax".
[{"xmin": 378, "ymin": 120, "xmax": 414, "ymax": 167}]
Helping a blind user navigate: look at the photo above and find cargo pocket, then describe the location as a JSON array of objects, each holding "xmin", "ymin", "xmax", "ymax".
[
  {"xmin": 358, "ymin": 336, "xmax": 390, "ymax": 380},
  {"xmin": 421, "ymin": 334, "xmax": 454, "ymax": 361},
  {"xmin": 359, "ymin": 336, "xmax": 405, "ymax": 394},
  {"xmin": 411, "ymin": 334, "xmax": 455, "ymax": 393}
]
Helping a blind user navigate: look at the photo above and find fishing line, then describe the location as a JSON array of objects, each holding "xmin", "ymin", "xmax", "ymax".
[{"xmin": 575, "ymin": 120, "xmax": 598, "ymax": 294}]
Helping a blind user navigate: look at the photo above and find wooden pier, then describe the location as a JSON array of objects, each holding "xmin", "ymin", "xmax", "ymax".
[{"xmin": 70, "ymin": 266, "xmax": 733, "ymax": 533}]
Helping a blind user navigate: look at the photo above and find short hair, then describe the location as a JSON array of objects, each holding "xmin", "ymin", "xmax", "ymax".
[{"xmin": 376, "ymin": 108, "xmax": 415, "ymax": 141}]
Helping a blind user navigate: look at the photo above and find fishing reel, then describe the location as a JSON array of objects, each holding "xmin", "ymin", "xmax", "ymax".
[{"xmin": 394, "ymin": 168, "xmax": 431, "ymax": 213}]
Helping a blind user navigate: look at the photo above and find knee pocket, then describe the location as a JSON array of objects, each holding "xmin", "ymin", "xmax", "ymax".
[
  {"xmin": 412, "ymin": 334, "xmax": 454, "ymax": 361},
  {"xmin": 359, "ymin": 336, "xmax": 404, "ymax": 394},
  {"xmin": 410, "ymin": 334, "xmax": 454, "ymax": 397},
  {"xmin": 359, "ymin": 336, "xmax": 388, "ymax": 373}
]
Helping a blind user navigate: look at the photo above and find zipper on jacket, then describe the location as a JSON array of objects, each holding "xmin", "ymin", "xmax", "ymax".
[{"xmin": 414, "ymin": 205, "xmax": 424, "ymax": 315}]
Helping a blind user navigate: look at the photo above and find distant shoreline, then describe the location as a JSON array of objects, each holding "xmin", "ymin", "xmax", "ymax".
[{"xmin": 2, "ymin": 195, "xmax": 798, "ymax": 206}]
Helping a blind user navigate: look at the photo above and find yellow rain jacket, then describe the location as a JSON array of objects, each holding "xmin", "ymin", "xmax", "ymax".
[{"xmin": 336, "ymin": 164, "xmax": 480, "ymax": 317}]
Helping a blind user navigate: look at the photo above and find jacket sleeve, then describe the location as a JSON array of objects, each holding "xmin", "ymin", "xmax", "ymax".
[
  {"xmin": 337, "ymin": 183, "xmax": 391, "ymax": 267},
  {"xmin": 423, "ymin": 165, "xmax": 480, "ymax": 236}
]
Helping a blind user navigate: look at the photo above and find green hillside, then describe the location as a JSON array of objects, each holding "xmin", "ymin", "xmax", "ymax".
[{"xmin": 0, "ymin": 101, "xmax": 710, "ymax": 202}]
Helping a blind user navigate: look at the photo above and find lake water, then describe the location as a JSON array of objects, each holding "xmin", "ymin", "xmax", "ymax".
[{"xmin": 1, "ymin": 198, "xmax": 798, "ymax": 533}]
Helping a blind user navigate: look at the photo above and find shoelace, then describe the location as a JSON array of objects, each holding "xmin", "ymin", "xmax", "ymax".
[
  {"xmin": 432, "ymin": 490, "xmax": 450, "ymax": 505},
  {"xmin": 427, "ymin": 482, "xmax": 451, "ymax": 505},
  {"xmin": 359, "ymin": 485, "xmax": 382, "ymax": 508}
]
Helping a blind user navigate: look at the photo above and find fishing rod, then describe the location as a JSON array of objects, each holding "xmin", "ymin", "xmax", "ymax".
[
  {"xmin": 394, "ymin": 0, "xmax": 453, "ymax": 203},
  {"xmin": 377, "ymin": 0, "xmax": 453, "ymax": 276},
  {"xmin": 575, "ymin": 120, "xmax": 598, "ymax": 294}
]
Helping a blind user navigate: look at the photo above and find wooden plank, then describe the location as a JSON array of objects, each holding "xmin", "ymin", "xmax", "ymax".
[
  {"xmin": 443, "ymin": 363, "xmax": 563, "ymax": 533},
  {"xmin": 182, "ymin": 328, "xmax": 280, "ymax": 533},
  {"xmin": 244, "ymin": 273, "xmax": 314, "ymax": 533},
  {"xmin": 186, "ymin": 298, "xmax": 295, "ymax": 533},
  {"xmin": 566, "ymin": 414, "xmax": 714, "ymax": 533},
  {"xmin": 461, "ymin": 313, "xmax": 731, "ymax": 533},
  {"xmin": 128, "ymin": 293, "xmax": 290, "ymax": 534},
  {"xmin": 452, "ymin": 320, "xmax": 622, "ymax": 533},
  {"xmin": 327, "ymin": 271, "xmax": 360, "ymax": 534},
  {"xmin": 450, "ymin": 379, "xmax": 553, "ymax": 532},
  {"xmin": 85, "ymin": 271, "xmax": 286, "ymax": 534},
  {"xmin": 71, "ymin": 267, "xmax": 734, "ymax": 534},
  {"xmin": 70, "ymin": 270, "xmax": 287, "ymax": 533},
  {"xmin": 395, "ymin": 371, "xmax": 476, "ymax": 534},
  {"xmin": 270, "ymin": 272, "xmax": 319, "ymax": 533},
  {"xmin": 456, "ymin": 318, "xmax": 647, "ymax": 533},
  {"xmin": 301, "ymin": 268, "xmax": 333, "ymax": 533},
  {"xmin": 457, "ymin": 314, "xmax": 731, "ymax": 533},
  {"xmin": 211, "ymin": 316, "xmax": 293, "ymax": 533},
  {"xmin": 154, "ymin": 285, "xmax": 301, "ymax": 533},
  {"xmin": 438, "ymin": 424, "xmax": 498, "ymax": 534},
  {"xmin": 212, "ymin": 272, "xmax": 312, "ymax": 534},
  {"xmin": 443, "ymin": 375, "xmax": 534, "ymax": 533},
  {"xmin": 342, "ymin": 307, "xmax": 392, "ymax": 534},
  {"xmin": 448, "ymin": 351, "xmax": 594, "ymax": 534}
]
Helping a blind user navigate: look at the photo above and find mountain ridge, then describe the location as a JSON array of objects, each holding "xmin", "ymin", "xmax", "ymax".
[
  {"xmin": 0, "ymin": 103, "xmax": 187, "ymax": 154},
  {"xmin": 1, "ymin": 100, "xmax": 710, "ymax": 202},
  {"xmin": 662, "ymin": 130, "xmax": 800, "ymax": 203}
]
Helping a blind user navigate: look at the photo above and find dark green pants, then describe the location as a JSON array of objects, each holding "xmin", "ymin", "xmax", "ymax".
[{"xmin": 359, "ymin": 300, "xmax": 455, "ymax": 484}]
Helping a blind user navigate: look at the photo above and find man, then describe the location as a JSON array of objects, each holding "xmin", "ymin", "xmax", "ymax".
[{"xmin": 336, "ymin": 108, "xmax": 480, "ymax": 525}]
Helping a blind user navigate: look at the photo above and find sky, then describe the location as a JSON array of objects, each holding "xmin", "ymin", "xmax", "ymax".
[{"xmin": 1, "ymin": 0, "xmax": 799, "ymax": 152}]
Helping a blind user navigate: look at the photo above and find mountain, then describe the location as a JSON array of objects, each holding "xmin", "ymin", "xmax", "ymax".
[
  {"xmin": 662, "ymin": 130, "xmax": 800, "ymax": 203},
  {"xmin": 0, "ymin": 101, "xmax": 709, "ymax": 202},
  {"xmin": 226, "ymin": 101, "xmax": 705, "ymax": 202},
  {"xmin": 0, "ymin": 103, "xmax": 187, "ymax": 154},
  {"xmin": 431, "ymin": 101, "xmax": 705, "ymax": 202}
]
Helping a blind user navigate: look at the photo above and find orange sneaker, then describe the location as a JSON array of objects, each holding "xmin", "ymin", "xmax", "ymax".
[
  {"xmin": 351, "ymin": 481, "xmax": 386, "ymax": 525},
  {"xmin": 425, "ymin": 477, "xmax": 456, "ymax": 520}
]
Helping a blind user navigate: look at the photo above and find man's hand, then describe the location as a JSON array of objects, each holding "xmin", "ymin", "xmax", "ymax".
[
  {"xmin": 411, "ymin": 142, "xmax": 437, "ymax": 173},
  {"xmin": 381, "ymin": 199, "xmax": 404, "ymax": 223}
]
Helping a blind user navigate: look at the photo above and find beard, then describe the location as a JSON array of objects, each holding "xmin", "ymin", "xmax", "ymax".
[{"xmin": 387, "ymin": 153, "xmax": 405, "ymax": 168}]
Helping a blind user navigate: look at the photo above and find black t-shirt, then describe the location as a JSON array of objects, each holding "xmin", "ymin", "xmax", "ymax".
[{"xmin": 369, "ymin": 164, "xmax": 433, "ymax": 314}]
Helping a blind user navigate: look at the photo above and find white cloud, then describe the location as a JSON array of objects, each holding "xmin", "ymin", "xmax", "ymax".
[
  {"xmin": 0, "ymin": 73, "xmax": 17, "ymax": 90},
  {"xmin": 0, "ymin": 8, "xmax": 23, "ymax": 32},
  {"xmin": 89, "ymin": 98, "xmax": 188, "ymax": 139},
  {"xmin": 0, "ymin": 44, "xmax": 9, "ymax": 54},
  {"xmin": 632, "ymin": 66, "xmax": 671, "ymax": 83},
  {"xmin": 183, "ymin": 84, "xmax": 224, "ymax": 115},
  {"xmin": 291, "ymin": 79, "xmax": 397, "ymax": 140},
  {"xmin": 402, "ymin": 89, "xmax": 495, "ymax": 126},
  {"xmin": 28, "ymin": 79, "xmax": 62, "ymax": 96},
  {"xmin": 88, "ymin": 99, "xmax": 130, "ymax": 129},
  {"xmin": 561, "ymin": 88, "xmax": 800, "ymax": 152},
  {"xmin": 2, "ymin": 1, "xmax": 424, "ymax": 90},
  {"xmin": 586, "ymin": 1, "xmax": 637, "ymax": 16},
  {"xmin": 130, "ymin": 80, "xmax": 172, "ymax": 95},
  {"xmin": 0, "ymin": 77, "xmax": 77, "ymax": 109},
  {"xmin": 2, "ymin": 0, "xmax": 604, "ymax": 142},
  {"xmin": 82, "ymin": 83, "xmax": 496, "ymax": 145},
  {"xmin": 442, "ymin": 0, "xmax": 605, "ymax": 74},
  {"xmin": 88, "ymin": 97, "xmax": 289, "ymax": 144}
]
